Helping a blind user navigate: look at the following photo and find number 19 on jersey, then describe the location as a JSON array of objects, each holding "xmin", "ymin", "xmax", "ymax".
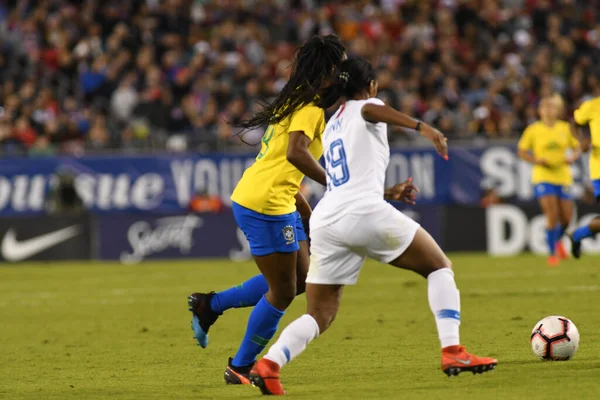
[{"xmin": 325, "ymin": 138, "xmax": 350, "ymax": 191}]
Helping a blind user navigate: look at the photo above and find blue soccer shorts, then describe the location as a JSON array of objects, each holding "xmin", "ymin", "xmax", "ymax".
[
  {"xmin": 533, "ymin": 183, "xmax": 572, "ymax": 200},
  {"xmin": 232, "ymin": 202, "xmax": 307, "ymax": 257}
]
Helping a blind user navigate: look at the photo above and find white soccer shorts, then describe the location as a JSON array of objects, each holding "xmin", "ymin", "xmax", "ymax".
[{"xmin": 306, "ymin": 202, "xmax": 420, "ymax": 285}]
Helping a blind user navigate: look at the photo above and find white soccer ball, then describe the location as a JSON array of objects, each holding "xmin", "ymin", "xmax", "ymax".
[{"xmin": 530, "ymin": 316, "xmax": 579, "ymax": 361}]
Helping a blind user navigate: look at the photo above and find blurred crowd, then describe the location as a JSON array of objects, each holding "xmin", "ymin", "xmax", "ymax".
[{"xmin": 1, "ymin": 0, "xmax": 600, "ymax": 156}]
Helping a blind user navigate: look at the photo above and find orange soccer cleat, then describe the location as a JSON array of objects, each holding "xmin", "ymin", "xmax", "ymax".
[
  {"xmin": 547, "ymin": 255, "xmax": 560, "ymax": 267},
  {"xmin": 441, "ymin": 345, "xmax": 497, "ymax": 376},
  {"xmin": 249, "ymin": 358, "xmax": 285, "ymax": 395},
  {"xmin": 555, "ymin": 241, "xmax": 568, "ymax": 260}
]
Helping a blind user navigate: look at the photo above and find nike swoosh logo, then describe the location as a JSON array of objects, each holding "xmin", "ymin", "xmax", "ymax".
[
  {"xmin": 449, "ymin": 356, "xmax": 471, "ymax": 365},
  {"xmin": 1, "ymin": 225, "xmax": 82, "ymax": 262}
]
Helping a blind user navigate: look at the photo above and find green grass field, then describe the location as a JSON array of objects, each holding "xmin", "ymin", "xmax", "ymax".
[{"xmin": 1, "ymin": 254, "xmax": 600, "ymax": 399}]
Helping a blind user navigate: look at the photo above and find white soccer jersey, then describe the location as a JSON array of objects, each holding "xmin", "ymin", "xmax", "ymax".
[
  {"xmin": 311, "ymin": 97, "xmax": 390, "ymax": 229},
  {"xmin": 307, "ymin": 97, "xmax": 420, "ymax": 285}
]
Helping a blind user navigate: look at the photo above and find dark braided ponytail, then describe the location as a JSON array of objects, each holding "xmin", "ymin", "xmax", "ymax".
[{"xmin": 235, "ymin": 35, "xmax": 346, "ymax": 131}]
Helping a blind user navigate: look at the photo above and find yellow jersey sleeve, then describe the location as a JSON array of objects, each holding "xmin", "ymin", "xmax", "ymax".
[
  {"xmin": 517, "ymin": 125, "xmax": 534, "ymax": 151},
  {"xmin": 288, "ymin": 104, "xmax": 325, "ymax": 141},
  {"xmin": 574, "ymin": 100, "xmax": 592, "ymax": 125}
]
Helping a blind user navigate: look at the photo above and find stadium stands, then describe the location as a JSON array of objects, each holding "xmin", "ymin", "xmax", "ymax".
[{"xmin": 0, "ymin": 0, "xmax": 599, "ymax": 156}]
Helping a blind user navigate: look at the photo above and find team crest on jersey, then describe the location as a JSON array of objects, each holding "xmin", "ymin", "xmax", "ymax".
[{"xmin": 282, "ymin": 225, "xmax": 295, "ymax": 244}]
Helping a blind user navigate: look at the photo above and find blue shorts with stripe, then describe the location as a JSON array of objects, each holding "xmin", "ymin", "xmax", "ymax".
[{"xmin": 232, "ymin": 202, "xmax": 307, "ymax": 257}]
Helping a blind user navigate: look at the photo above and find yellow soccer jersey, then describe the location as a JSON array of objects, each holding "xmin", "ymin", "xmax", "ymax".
[
  {"xmin": 231, "ymin": 103, "xmax": 324, "ymax": 215},
  {"xmin": 518, "ymin": 120, "xmax": 579, "ymax": 185},
  {"xmin": 574, "ymin": 97, "xmax": 600, "ymax": 180}
]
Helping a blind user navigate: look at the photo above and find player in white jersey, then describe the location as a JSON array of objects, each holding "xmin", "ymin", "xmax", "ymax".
[{"xmin": 247, "ymin": 57, "xmax": 497, "ymax": 396}]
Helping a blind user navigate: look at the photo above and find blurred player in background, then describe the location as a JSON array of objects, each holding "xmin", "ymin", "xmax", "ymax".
[
  {"xmin": 248, "ymin": 57, "xmax": 497, "ymax": 396},
  {"xmin": 569, "ymin": 93, "xmax": 600, "ymax": 258},
  {"xmin": 187, "ymin": 35, "xmax": 346, "ymax": 384},
  {"xmin": 517, "ymin": 94, "xmax": 581, "ymax": 266}
]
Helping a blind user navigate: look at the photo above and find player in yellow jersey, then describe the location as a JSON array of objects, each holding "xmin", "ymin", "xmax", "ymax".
[
  {"xmin": 187, "ymin": 35, "xmax": 347, "ymax": 384},
  {"xmin": 518, "ymin": 94, "xmax": 581, "ymax": 266},
  {"xmin": 569, "ymin": 94, "xmax": 600, "ymax": 258}
]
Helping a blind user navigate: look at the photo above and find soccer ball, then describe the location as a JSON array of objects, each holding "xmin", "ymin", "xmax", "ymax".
[{"xmin": 530, "ymin": 316, "xmax": 579, "ymax": 361}]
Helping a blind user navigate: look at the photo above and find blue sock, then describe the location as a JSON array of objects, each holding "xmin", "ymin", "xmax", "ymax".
[
  {"xmin": 554, "ymin": 224, "xmax": 563, "ymax": 244},
  {"xmin": 573, "ymin": 225, "xmax": 595, "ymax": 242},
  {"xmin": 232, "ymin": 295, "xmax": 284, "ymax": 367},
  {"xmin": 210, "ymin": 274, "xmax": 269, "ymax": 314},
  {"xmin": 546, "ymin": 228, "xmax": 556, "ymax": 255}
]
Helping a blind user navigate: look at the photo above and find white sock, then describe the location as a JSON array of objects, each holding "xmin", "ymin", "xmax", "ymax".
[
  {"xmin": 427, "ymin": 268, "xmax": 461, "ymax": 348},
  {"xmin": 264, "ymin": 314, "xmax": 320, "ymax": 368}
]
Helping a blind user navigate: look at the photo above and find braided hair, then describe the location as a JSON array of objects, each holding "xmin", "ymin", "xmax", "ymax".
[{"xmin": 236, "ymin": 35, "xmax": 346, "ymax": 131}]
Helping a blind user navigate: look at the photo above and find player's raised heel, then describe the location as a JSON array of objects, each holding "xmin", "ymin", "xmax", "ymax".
[
  {"xmin": 188, "ymin": 292, "xmax": 220, "ymax": 348},
  {"xmin": 441, "ymin": 345, "xmax": 497, "ymax": 377},
  {"xmin": 569, "ymin": 235, "xmax": 581, "ymax": 259},
  {"xmin": 249, "ymin": 358, "xmax": 285, "ymax": 395},
  {"xmin": 224, "ymin": 357, "xmax": 253, "ymax": 385}
]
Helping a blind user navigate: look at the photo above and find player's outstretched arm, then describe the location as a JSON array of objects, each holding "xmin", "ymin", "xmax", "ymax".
[
  {"xmin": 361, "ymin": 103, "xmax": 448, "ymax": 159},
  {"xmin": 287, "ymin": 131, "xmax": 327, "ymax": 186}
]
